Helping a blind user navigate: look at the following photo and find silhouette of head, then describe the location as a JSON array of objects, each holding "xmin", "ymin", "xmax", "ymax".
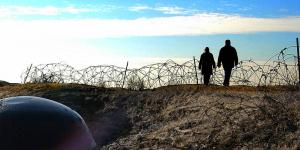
[
  {"xmin": 205, "ymin": 47, "xmax": 209, "ymax": 53},
  {"xmin": 0, "ymin": 96, "xmax": 96, "ymax": 150},
  {"xmin": 225, "ymin": 40, "xmax": 231, "ymax": 46}
]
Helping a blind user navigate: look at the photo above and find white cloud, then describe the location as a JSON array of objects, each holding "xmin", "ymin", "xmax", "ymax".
[
  {"xmin": 129, "ymin": 6, "xmax": 152, "ymax": 12},
  {"xmin": 1, "ymin": 13, "xmax": 299, "ymax": 39},
  {"xmin": 129, "ymin": 5, "xmax": 197, "ymax": 15},
  {"xmin": 154, "ymin": 6, "xmax": 196, "ymax": 15},
  {"xmin": 0, "ymin": 6, "xmax": 100, "ymax": 17},
  {"xmin": 0, "ymin": 13, "xmax": 300, "ymax": 82}
]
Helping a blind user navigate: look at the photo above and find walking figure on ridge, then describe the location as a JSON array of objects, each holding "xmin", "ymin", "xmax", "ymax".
[
  {"xmin": 199, "ymin": 47, "xmax": 216, "ymax": 85},
  {"xmin": 217, "ymin": 40, "xmax": 239, "ymax": 86}
]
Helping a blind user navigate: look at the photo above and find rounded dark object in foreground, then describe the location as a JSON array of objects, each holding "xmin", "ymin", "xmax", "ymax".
[{"xmin": 0, "ymin": 96, "xmax": 96, "ymax": 150}]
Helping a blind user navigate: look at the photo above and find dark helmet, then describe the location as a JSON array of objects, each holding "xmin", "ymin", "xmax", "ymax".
[{"xmin": 0, "ymin": 96, "xmax": 96, "ymax": 150}]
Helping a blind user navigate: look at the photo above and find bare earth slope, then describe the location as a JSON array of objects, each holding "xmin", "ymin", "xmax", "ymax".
[{"xmin": 0, "ymin": 84, "xmax": 300, "ymax": 149}]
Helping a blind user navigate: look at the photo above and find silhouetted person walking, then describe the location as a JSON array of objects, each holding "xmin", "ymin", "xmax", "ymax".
[
  {"xmin": 217, "ymin": 40, "xmax": 238, "ymax": 86},
  {"xmin": 199, "ymin": 47, "xmax": 216, "ymax": 85}
]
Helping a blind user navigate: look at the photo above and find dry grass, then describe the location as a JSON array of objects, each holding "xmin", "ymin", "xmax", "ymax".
[
  {"xmin": 0, "ymin": 83, "xmax": 63, "ymax": 93},
  {"xmin": 155, "ymin": 84, "xmax": 299, "ymax": 93},
  {"xmin": 0, "ymin": 83, "xmax": 297, "ymax": 94},
  {"xmin": 0, "ymin": 83, "xmax": 300, "ymax": 149},
  {"xmin": 107, "ymin": 85, "xmax": 300, "ymax": 149}
]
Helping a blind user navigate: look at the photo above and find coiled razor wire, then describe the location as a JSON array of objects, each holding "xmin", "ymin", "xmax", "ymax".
[{"xmin": 21, "ymin": 46, "xmax": 299, "ymax": 89}]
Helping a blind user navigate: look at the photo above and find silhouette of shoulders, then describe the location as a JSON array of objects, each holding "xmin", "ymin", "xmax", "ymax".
[{"xmin": 218, "ymin": 45, "xmax": 238, "ymax": 68}]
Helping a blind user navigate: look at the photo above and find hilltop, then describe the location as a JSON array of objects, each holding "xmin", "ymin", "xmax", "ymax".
[{"xmin": 0, "ymin": 83, "xmax": 300, "ymax": 149}]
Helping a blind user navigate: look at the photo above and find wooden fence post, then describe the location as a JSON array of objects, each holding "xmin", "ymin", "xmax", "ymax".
[
  {"xmin": 193, "ymin": 56, "xmax": 199, "ymax": 85},
  {"xmin": 122, "ymin": 61, "xmax": 129, "ymax": 88},
  {"xmin": 23, "ymin": 64, "xmax": 33, "ymax": 83},
  {"xmin": 297, "ymin": 38, "xmax": 300, "ymax": 84}
]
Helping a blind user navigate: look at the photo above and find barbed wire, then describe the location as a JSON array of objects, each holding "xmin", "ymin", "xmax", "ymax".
[{"xmin": 21, "ymin": 46, "xmax": 299, "ymax": 89}]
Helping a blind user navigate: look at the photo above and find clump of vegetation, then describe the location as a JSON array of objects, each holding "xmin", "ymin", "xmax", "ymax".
[
  {"xmin": 127, "ymin": 87, "xmax": 300, "ymax": 150},
  {"xmin": 198, "ymin": 95, "xmax": 299, "ymax": 149},
  {"xmin": 0, "ymin": 80, "xmax": 10, "ymax": 86},
  {"xmin": 31, "ymin": 73, "xmax": 63, "ymax": 83},
  {"xmin": 127, "ymin": 76, "xmax": 145, "ymax": 91},
  {"xmin": 96, "ymin": 81, "xmax": 106, "ymax": 88}
]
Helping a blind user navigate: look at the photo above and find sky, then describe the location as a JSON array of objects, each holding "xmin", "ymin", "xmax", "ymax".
[{"xmin": 0, "ymin": 0, "xmax": 300, "ymax": 82}]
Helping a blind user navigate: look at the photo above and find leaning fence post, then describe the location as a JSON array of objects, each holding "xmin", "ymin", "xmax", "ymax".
[
  {"xmin": 297, "ymin": 38, "xmax": 300, "ymax": 84},
  {"xmin": 193, "ymin": 56, "xmax": 199, "ymax": 85},
  {"xmin": 122, "ymin": 61, "xmax": 129, "ymax": 88},
  {"xmin": 23, "ymin": 64, "xmax": 33, "ymax": 83}
]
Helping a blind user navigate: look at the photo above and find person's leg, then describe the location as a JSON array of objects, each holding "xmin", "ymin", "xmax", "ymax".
[
  {"xmin": 203, "ymin": 74, "xmax": 207, "ymax": 85},
  {"xmin": 207, "ymin": 74, "xmax": 211, "ymax": 85},
  {"xmin": 224, "ymin": 68, "xmax": 232, "ymax": 86},
  {"xmin": 204, "ymin": 74, "xmax": 210, "ymax": 85}
]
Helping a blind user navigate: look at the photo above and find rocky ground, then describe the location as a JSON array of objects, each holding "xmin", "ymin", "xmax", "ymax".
[{"xmin": 0, "ymin": 83, "xmax": 300, "ymax": 149}]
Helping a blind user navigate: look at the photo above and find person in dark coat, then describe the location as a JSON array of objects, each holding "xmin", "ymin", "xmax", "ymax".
[
  {"xmin": 199, "ymin": 47, "xmax": 216, "ymax": 85},
  {"xmin": 217, "ymin": 40, "xmax": 238, "ymax": 86}
]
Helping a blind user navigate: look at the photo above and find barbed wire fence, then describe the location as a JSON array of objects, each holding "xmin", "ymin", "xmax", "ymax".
[{"xmin": 21, "ymin": 46, "xmax": 299, "ymax": 89}]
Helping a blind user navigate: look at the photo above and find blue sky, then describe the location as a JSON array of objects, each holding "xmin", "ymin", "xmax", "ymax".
[
  {"xmin": 1, "ymin": 0, "xmax": 299, "ymax": 18},
  {"xmin": 0, "ymin": 0, "xmax": 299, "ymax": 82}
]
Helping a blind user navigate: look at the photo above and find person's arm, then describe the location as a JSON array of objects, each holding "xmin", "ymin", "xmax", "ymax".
[
  {"xmin": 211, "ymin": 54, "xmax": 216, "ymax": 68},
  {"xmin": 217, "ymin": 49, "xmax": 222, "ymax": 67},
  {"xmin": 198, "ymin": 55, "xmax": 203, "ymax": 70},
  {"xmin": 234, "ymin": 48, "xmax": 238, "ymax": 66}
]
